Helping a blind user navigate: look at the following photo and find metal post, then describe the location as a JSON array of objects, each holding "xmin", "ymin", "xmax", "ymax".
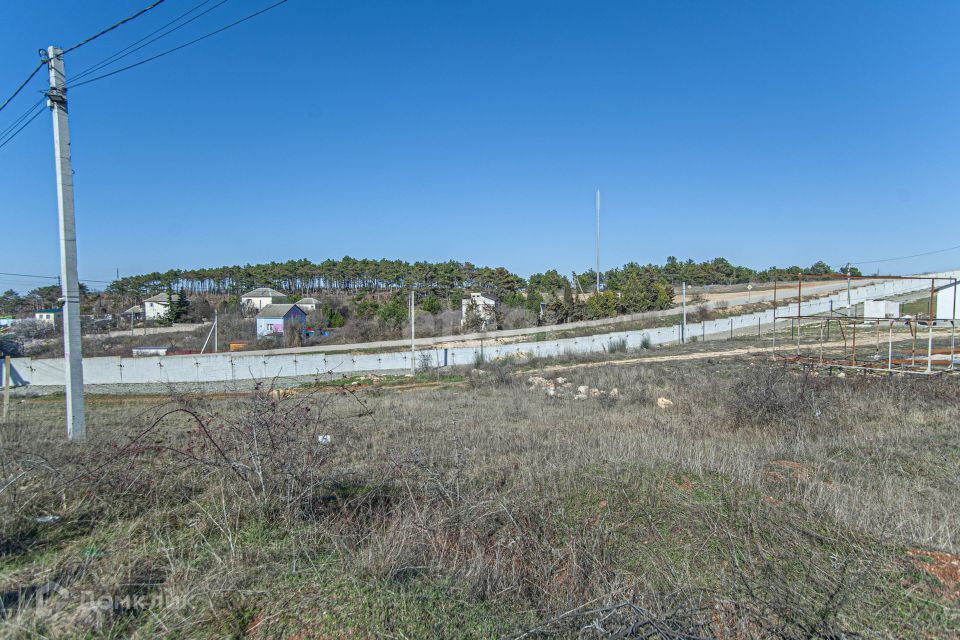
[
  {"xmin": 911, "ymin": 320, "xmax": 916, "ymax": 367},
  {"xmin": 846, "ymin": 262, "xmax": 852, "ymax": 310},
  {"xmin": 681, "ymin": 282, "xmax": 687, "ymax": 344},
  {"xmin": 818, "ymin": 320, "xmax": 824, "ymax": 365},
  {"xmin": 730, "ymin": 318, "xmax": 733, "ymax": 340},
  {"xmin": 887, "ymin": 321, "xmax": 893, "ymax": 372},
  {"xmin": 951, "ymin": 279, "xmax": 957, "ymax": 371},
  {"xmin": 796, "ymin": 318, "xmax": 801, "ymax": 355},
  {"xmin": 875, "ymin": 319, "xmax": 880, "ymax": 356},
  {"xmin": 214, "ymin": 310, "xmax": 218, "ymax": 353},
  {"xmin": 46, "ymin": 46, "xmax": 85, "ymax": 441},
  {"xmin": 827, "ymin": 300, "xmax": 832, "ymax": 340},
  {"xmin": 410, "ymin": 291, "xmax": 416, "ymax": 375},
  {"xmin": 797, "ymin": 273, "xmax": 802, "ymax": 320},
  {"xmin": 927, "ymin": 278, "xmax": 934, "ymax": 373},
  {"xmin": 852, "ymin": 320, "xmax": 857, "ymax": 366},
  {"xmin": 2, "ymin": 356, "xmax": 10, "ymax": 422},
  {"xmin": 772, "ymin": 277, "xmax": 777, "ymax": 354}
]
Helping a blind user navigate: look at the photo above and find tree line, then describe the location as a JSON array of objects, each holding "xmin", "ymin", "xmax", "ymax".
[
  {"xmin": 103, "ymin": 256, "xmax": 857, "ymax": 299},
  {"xmin": 1, "ymin": 256, "xmax": 859, "ymax": 318}
]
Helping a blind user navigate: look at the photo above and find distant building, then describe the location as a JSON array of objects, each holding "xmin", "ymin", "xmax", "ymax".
[
  {"xmin": 121, "ymin": 305, "xmax": 143, "ymax": 322},
  {"xmin": 296, "ymin": 297, "xmax": 322, "ymax": 312},
  {"xmin": 241, "ymin": 287, "xmax": 288, "ymax": 311},
  {"xmin": 461, "ymin": 292, "xmax": 498, "ymax": 330},
  {"xmin": 256, "ymin": 303, "xmax": 307, "ymax": 338},
  {"xmin": 34, "ymin": 308, "xmax": 62, "ymax": 327},
  {"xmin": 143, "ymin": 292, "xmax": 188, "ymax": 320}
]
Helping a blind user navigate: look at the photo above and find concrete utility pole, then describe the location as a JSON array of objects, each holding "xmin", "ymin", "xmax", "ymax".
[
  {"xmin": 595, "ymin": 189, "xmax": 601, "ymax": 292},
  {"xmin": 46, "ymin": 46, "xmax": 85, "ymax": 441}
]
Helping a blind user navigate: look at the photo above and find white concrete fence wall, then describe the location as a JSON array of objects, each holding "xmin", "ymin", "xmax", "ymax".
[{"xmin": 5, "ymin": 271, "xmax": 958, "ymax": 389}]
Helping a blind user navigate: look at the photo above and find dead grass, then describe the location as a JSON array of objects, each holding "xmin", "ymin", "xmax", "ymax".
[{"xmin": 1, "ymin": 357, "xmax": 958, "ymax": 637}]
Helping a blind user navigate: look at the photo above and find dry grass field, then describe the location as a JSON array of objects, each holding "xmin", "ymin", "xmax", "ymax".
[{"xmin": 1, "ymin": 346, "xmax": 958, "ymax": 638}]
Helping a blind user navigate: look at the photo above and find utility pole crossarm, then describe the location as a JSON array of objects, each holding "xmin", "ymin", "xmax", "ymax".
[{"xmin": 47, "ymin": 46, "xmax": 86, "ymax": 441}]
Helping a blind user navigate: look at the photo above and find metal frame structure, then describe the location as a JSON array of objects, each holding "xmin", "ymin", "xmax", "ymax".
[{"xmin": 771, "ymin": 273, "xmax": 958, "ymax": 375}]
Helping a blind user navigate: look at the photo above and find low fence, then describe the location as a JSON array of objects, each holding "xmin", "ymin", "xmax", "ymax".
[{"xmin": 5, "ymin": 271, "xmax": 957, "ymax": 389}]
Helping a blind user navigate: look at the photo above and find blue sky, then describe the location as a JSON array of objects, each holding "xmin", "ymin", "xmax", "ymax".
[{"xmin": 2, "ymin": 0, "xmax": 959, "ymax": 292}]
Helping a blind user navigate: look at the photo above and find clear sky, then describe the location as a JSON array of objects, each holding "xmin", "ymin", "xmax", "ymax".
[{"xmin": 2, "ymin": 0, "xmax": 959, "ymax": 292}]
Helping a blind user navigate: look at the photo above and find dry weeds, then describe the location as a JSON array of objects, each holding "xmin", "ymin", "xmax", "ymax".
[{"xmin": 0, "ymin": 355, "xmax": 958, "ymax": 637}]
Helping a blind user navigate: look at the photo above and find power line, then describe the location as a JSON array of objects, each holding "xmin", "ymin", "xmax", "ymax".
[
  {"xmin": 57, "ymin": 0, "xmax": 169, "ymax": 58},
  {"xmin": 0, "ymin": 103, "xmax": 46, "ymax": 151},
  {"xmin": 0, "ymin": 272, "xmax": 113, "ymax": 284},
  {"xmin": 71, "ymin": 0, "xmax": 231, "ymax": 83},
  {"xmin": 848, "ymin": 243, "xmax": 960, "ymax": 266},
  {"xmin": 0, "ymin": 97, "xmax": 45, "ymax": 140},
  {"xmin": 0, "ymin": 272, "xmax": 57, "ymax": 280},
  {"xmin": 0, "ymin": 61, "xmax": 45, "ymax": 114},
  {"xmin": 0, "ymin": 0, "xmax": 167, "ymax": 118},
  {"xmin": 67, "ymin": 0, "xmax": 291, "ymax": 90}
]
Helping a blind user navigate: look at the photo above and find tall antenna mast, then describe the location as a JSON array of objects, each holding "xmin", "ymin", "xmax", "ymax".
[{"xmin": 595, "ymin": 189, "xmax": 601, "ymax": 292}]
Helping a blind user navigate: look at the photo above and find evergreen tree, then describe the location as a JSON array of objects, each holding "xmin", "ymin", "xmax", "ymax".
[
  {"xmin": 524, "ymin": 289, "xmax": 543, "ymax": 317},
  {"xmin": 619, "ymin": 274, "xmax": 651, "ymax": 313},
  {"xmin": 461, "ymin": 300, "xmax": 485, "ymax": 332},
  {"xmin": 585, "ymin": 291, "xmax": 618, "ymax": 319},
  {"xmin": 421, "ymin": 294, "xmax": 442, "ymax": 315}
]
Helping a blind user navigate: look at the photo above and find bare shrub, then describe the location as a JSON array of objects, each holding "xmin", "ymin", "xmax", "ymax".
[{"xmin": 725, "ymin": 365, "xmax": 833, "ymax": 440}]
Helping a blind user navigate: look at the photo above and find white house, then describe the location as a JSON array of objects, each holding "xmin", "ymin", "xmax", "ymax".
[
  {"xmin": 256, "ymin": 304, "xmax": 307, "ymax": 338},
  {"xmin": 143, "ymin": 292, "xmax": 188, "ymax": 320},
  {"xmin": 34, "ymin": 308, "xmax": 62, "ymax": 327},
  {"xmin": 296, "ymin": 297, "xmax": 321, "ymax": 312},
  {"xmin": 461, "ymin": 292, "xmax": 498, "ymax": 329},
  {"xmin": 241, "ymin": 288, "xmax": 288, "ymax": 311}
]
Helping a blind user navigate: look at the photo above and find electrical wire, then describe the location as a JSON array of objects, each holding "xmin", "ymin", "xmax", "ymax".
[
  {"xmin": 0, "ymin": 97, "xmax": 45, "ymax": 140},
  {"xmin": 0, "ymin": 272, "xmax": 112, "ymax": 285},
  {"xmin": 0, "ymin": 273, "xmax": 58, "ymax": 280},
  {"xmin": 847, "ymin": 244, "xmax": 960, "ymax": 266},
  {"xmin": 71, "ymin": 0, "xmax": 231, "ymax": 83},
  {"xmin": 0, "ymin": 62, "xmax": 45, "ymax": 114},
  {"xmin": 56, "ymin": 0, "xmax": 169, "ymax": 58},
  {"xmin": 1, "ymin": 0, "xmax": 166, "ymax": 114},
  {"xmin": 0, "ymin": 103, "xmax": 46, "ymax": 151},
  {"xmin": 66, "ymin": 0, "xmax": 291, "ymax": 90}
]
